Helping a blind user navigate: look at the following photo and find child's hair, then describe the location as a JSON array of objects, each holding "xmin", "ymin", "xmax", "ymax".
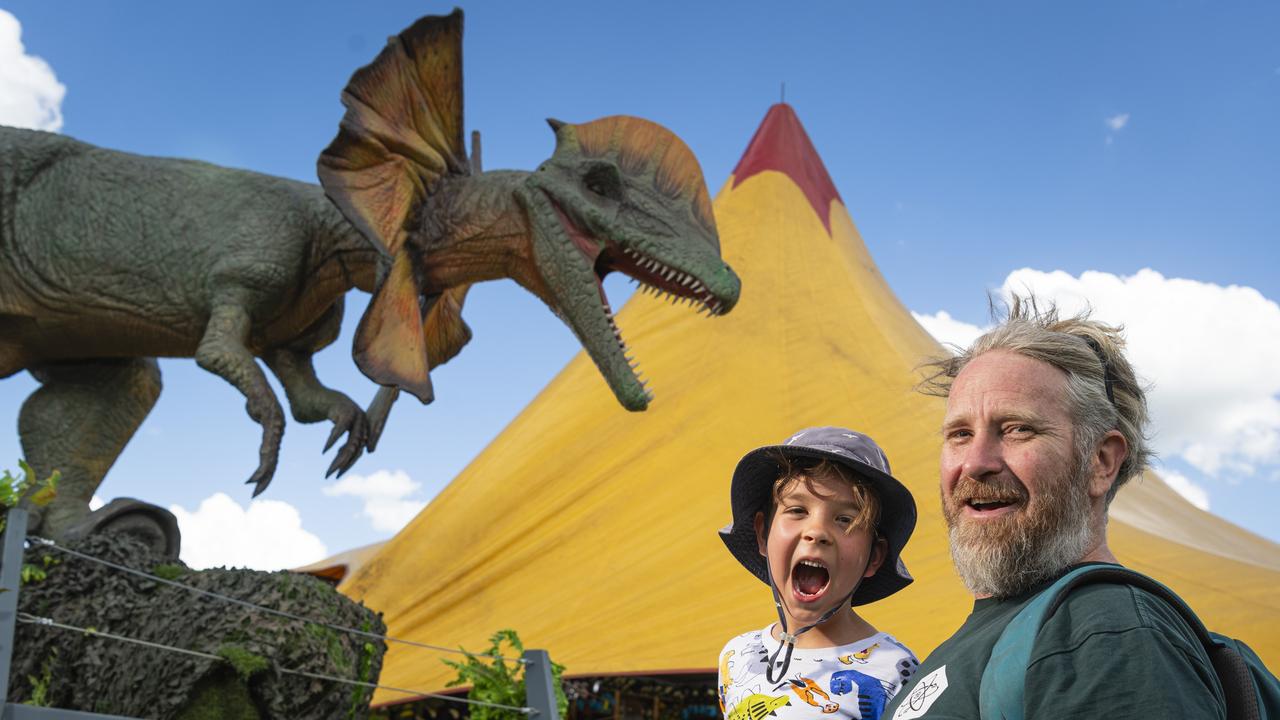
[{"xmin": 766, "ymin": 450, "xmax": 881, "ymax": 534}]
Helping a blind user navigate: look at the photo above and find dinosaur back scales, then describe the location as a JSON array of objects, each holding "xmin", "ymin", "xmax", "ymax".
[{"xmin": 1, "ymin": 125, "xmax": 365, "ymax": 376}]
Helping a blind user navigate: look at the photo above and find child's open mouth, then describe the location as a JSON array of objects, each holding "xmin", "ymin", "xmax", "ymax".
[{"xmin": 791, "ymin": 559, "xmax": 830, "ymax": 602}]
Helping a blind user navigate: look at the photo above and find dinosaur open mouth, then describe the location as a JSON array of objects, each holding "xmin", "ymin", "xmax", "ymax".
[
  {"xmin": 551, "ymin": 201, "xmax": 727, "ymax": 315},
  {"xmin": 547, "ymin": 197, "xmax": 727, "ymax": 401},
  {"xmin": 593, "ymin": 246, "xmax": 729, "ymax": 317}
]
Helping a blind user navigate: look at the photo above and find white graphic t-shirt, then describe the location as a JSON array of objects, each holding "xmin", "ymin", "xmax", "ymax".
[{"xmin": 718, "ymin": 626, "xmax": 919, "ymax": 720}]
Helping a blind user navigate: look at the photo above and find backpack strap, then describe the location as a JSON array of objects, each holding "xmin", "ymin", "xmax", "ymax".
[{"xmin": 979, "ymin": 565, "xmax": 1236, "ymax": 720}]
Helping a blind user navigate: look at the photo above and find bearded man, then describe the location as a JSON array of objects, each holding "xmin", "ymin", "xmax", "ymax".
[{"xmin": 885, "ymin": 299, "xmax": 1225, "ymax": 719}]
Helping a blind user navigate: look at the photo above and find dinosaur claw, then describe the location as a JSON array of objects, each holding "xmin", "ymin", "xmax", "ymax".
[
  {"xmin": 247, "ymin": 452, "xmax": 277, "ymax": 498},
  {"xmin": 320, "ymin": 399, "xmax": 370, "ymax": 477},
  {"xmin": 365, "ymin": 387, "xmax": 400, "ymax": 453},
  {"xmin": 325, "ymin": 442, "xmax": 363, "ymax": 479},
  {"xmin": 323, "ymin": 423, "xmax": 343, "ymax": 453},
  {"xmin": 250, "ymin": 475, "xmax": 272, "ymax": 497}
]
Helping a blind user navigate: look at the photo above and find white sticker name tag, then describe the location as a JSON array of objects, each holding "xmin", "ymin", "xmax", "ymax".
[{"xmin": 892, "ymin": 665, "xmax": 948, "ymax": 720}]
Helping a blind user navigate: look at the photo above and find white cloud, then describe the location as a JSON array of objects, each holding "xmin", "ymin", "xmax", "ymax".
[
  {"xmin": 323, "ymin": 469, "xmax": 427, "ymax": 534},
  {"xmin": 0, "ymin": 10, "xmax": 65, "ymax": 131},
  {"xmin": 1106, "ymin": 113, "xmax": 1130, "ymax": 131},
  {"xmin": 912, "ymin": 310, "xmax": 986, "ymax": 352},
  {"xmin": 998, "ymin": 268, "xmax": 1280, "ymax": 478},
  {"xmin": 1157, "ymin": 468, "xmax": 1211, "ymax": 511},
  {"xmin": 89, "ymin": 495, "xmax": 104, "ymax": 511},
  {"xmin": 170, "ymin": 493, "xmax": 327, "ymax": 571}
]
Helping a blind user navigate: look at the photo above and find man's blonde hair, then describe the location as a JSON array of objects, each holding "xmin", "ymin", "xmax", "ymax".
[
  {"xmin": 917, "ymin": 296, "xmax": 1153, "ymax": 503},
  {"xmin": 766, "ymin": 451, "xmax": 881, "ymax": 533}
]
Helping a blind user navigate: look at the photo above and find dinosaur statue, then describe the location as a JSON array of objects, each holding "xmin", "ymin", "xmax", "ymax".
[{"xmin": 0, "ymin": 9, "xmax": 740, "ymax": 545}]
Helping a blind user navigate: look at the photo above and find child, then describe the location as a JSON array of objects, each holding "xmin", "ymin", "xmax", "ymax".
[{"xmin": 717, "ymin": 427, "xmax": 919, "ymax": 720}]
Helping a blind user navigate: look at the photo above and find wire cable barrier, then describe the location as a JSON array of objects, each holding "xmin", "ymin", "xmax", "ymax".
[
  {"xmin": 28, "ymin": 535, "xmax": 526, "ymax": 664},
  {"xmin": 16, "ymin": 612, "xmax": 533, "ymax": 714},
  {"xmin": 12, "ymin": 531, "xmax": 551, "ymax": 717}
]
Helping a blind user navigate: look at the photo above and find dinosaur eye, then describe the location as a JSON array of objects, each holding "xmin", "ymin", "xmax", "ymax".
[{"xmin": 583, "ymin": 163, "xmax": 623, "ymax": 202}]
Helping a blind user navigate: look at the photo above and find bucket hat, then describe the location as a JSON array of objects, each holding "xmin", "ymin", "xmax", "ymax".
[{"xmin": 719, "ymin": 426, "xmax": 916, "ymax": 606}]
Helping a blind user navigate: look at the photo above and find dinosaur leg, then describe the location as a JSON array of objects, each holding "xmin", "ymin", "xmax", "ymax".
[
  {"xmin": 263, "ymin": 347, "xmax": 368, "ymax": 478},
  {"xmin": 19, "ymin": 357, "xmax": 162, "ymax": 537},
  {"xmin": 195, "ymin": 302, "xmax": 284, "ymax": 497},
  {"xmin": 261, "ymin": 298, "xmax": 368, "ymax": 477}
]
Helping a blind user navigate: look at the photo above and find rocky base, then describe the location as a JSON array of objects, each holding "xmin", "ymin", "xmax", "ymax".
[{"xmin": 9, "ymin": 532, "xmax": 386, "ymax": 719}]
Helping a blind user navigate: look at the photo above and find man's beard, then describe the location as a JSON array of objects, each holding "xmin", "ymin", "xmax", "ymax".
[{"xmin": 943, "ymin": 459, "xmax": 1094, "ymax": 599}]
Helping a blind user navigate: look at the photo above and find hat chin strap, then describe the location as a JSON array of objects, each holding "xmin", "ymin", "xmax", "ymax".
[{"xmin": 763, "ymin": 551, "xmax": 873, "ymax": 685}]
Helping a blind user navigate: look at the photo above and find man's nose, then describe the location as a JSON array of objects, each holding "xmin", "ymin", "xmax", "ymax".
[{"xmin": 961, "ymin": 432, "xmax": 1004, "ymax": 479}]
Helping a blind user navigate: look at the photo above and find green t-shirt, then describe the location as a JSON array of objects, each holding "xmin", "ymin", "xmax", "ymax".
[{"xmin": 884, "ymin": 564, "xmax": 1224, "ymax": 719}]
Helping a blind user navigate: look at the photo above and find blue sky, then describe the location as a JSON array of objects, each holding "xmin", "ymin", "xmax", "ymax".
[{"xmin": 1, "ymin": 1, "xmax": 1277, "ymax": 566}]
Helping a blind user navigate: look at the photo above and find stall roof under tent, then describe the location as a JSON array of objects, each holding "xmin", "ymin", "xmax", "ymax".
[{"xmin": 326, "ymin": 103, "xmax": 1280, "ymax": 704}]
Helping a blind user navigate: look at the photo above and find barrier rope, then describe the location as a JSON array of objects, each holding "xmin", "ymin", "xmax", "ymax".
[
  {"xmin": 28, "ymin": 535, "xmax": 526, "ymax": 664},
  {"xmin": 17, "ymin": 612, "xmax": 536, "ymax": 715}
]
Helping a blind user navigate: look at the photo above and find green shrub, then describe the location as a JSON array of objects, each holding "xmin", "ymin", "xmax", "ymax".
[
  {"xmin": 443, "ymin": 629, "xmax": 567, "ymax": 720},
  {"xmin": 1, "ymin": 459, "xmax": 59, "ymax": 533},
  {"xmin": 2, "ymin": 460, "xmax": 59, "ymax": 585}
]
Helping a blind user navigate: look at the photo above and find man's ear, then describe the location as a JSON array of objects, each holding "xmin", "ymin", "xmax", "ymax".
[
  {"xmin": 864, "ymin": 536, "xmax": 889, "ymax": 578},
  {"xmin": 754, "ymin": 511, "xmax": 767, "ymax": 557},
  {"xmin": 1089, "ymin": 430, "xmax": 1129, "ymax": 500}
]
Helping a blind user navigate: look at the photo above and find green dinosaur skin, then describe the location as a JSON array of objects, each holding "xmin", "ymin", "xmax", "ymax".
[
  {"xmin": 0, "ymin": 125, "xmax": 381, "ymax": 535},
  {"xmin": 1, "ymin": 118, "xmax": 740, "ymax": 539}
]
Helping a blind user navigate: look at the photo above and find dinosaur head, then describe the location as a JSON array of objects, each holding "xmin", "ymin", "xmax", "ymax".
[
  {"xmin": 316, "ymin": 11, "xmax": 740, "ymax": 412},
  {"xmin": 515, "ymin": 116, "xmax": 741, "ymax": 410}
]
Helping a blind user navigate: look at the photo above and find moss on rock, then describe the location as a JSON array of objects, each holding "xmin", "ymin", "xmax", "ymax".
[{"xmin": 8, "ymin": 533, "xmax": 387, "ymax": 719}]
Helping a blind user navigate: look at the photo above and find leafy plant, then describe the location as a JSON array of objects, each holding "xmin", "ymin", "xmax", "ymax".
[
  {"xmin": 20, "ymin": 564, "xmax": 46, "ymax": 584},
  {"xmin": 2, "ymin": 461, "xmax": 59, "ymax": 586},
  {"xmin": 443, "ymin": 629, "xmax": 568, "ymax": 720},
  {"xmin": 25, "ymin": 649, "xmax": 57, "ymax": 707},
  {"xmin": 0, "ymin": 459, "xmax": 59, "ymax": 535}
]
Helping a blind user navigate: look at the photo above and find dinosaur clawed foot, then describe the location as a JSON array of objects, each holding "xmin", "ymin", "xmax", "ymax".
[
  {"xmin": 246, "ymin": 420, "xmax": 282, "ymax": 497},
  {"xmin": 244, "ymin": 393, "xmax": 284, "ymax": 497},
  {"xmin": 247, "ymin": 456, "xmax": 279, "ymax": 498},
  {"xmin": 323, "ymin": 401, "xmax": 370, "ymax": 479}
]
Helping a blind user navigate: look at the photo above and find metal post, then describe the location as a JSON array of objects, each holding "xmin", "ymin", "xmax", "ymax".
[
  {"xmin": 522, "ymin": 649, "xmax": 560, "ymax": 720},
  {"xmin": 0, "ymin": 508, "xmax": 30, "ymax": 702}
]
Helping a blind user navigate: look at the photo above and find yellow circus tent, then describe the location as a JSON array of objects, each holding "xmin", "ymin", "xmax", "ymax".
[{"xmin": 339, "ymin": 104, "xmax": 1280, "ymax": 702}]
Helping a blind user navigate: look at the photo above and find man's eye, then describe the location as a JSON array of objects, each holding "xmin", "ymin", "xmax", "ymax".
[{"xmin": 1005, "ymin": 424, "xmax": 1034, "ymax": 436}]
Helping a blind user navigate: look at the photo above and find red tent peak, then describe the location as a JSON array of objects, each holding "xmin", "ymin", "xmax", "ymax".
[{"xmin": 731, "ymin": 103, "xmax": 842, "ymax": 234}]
